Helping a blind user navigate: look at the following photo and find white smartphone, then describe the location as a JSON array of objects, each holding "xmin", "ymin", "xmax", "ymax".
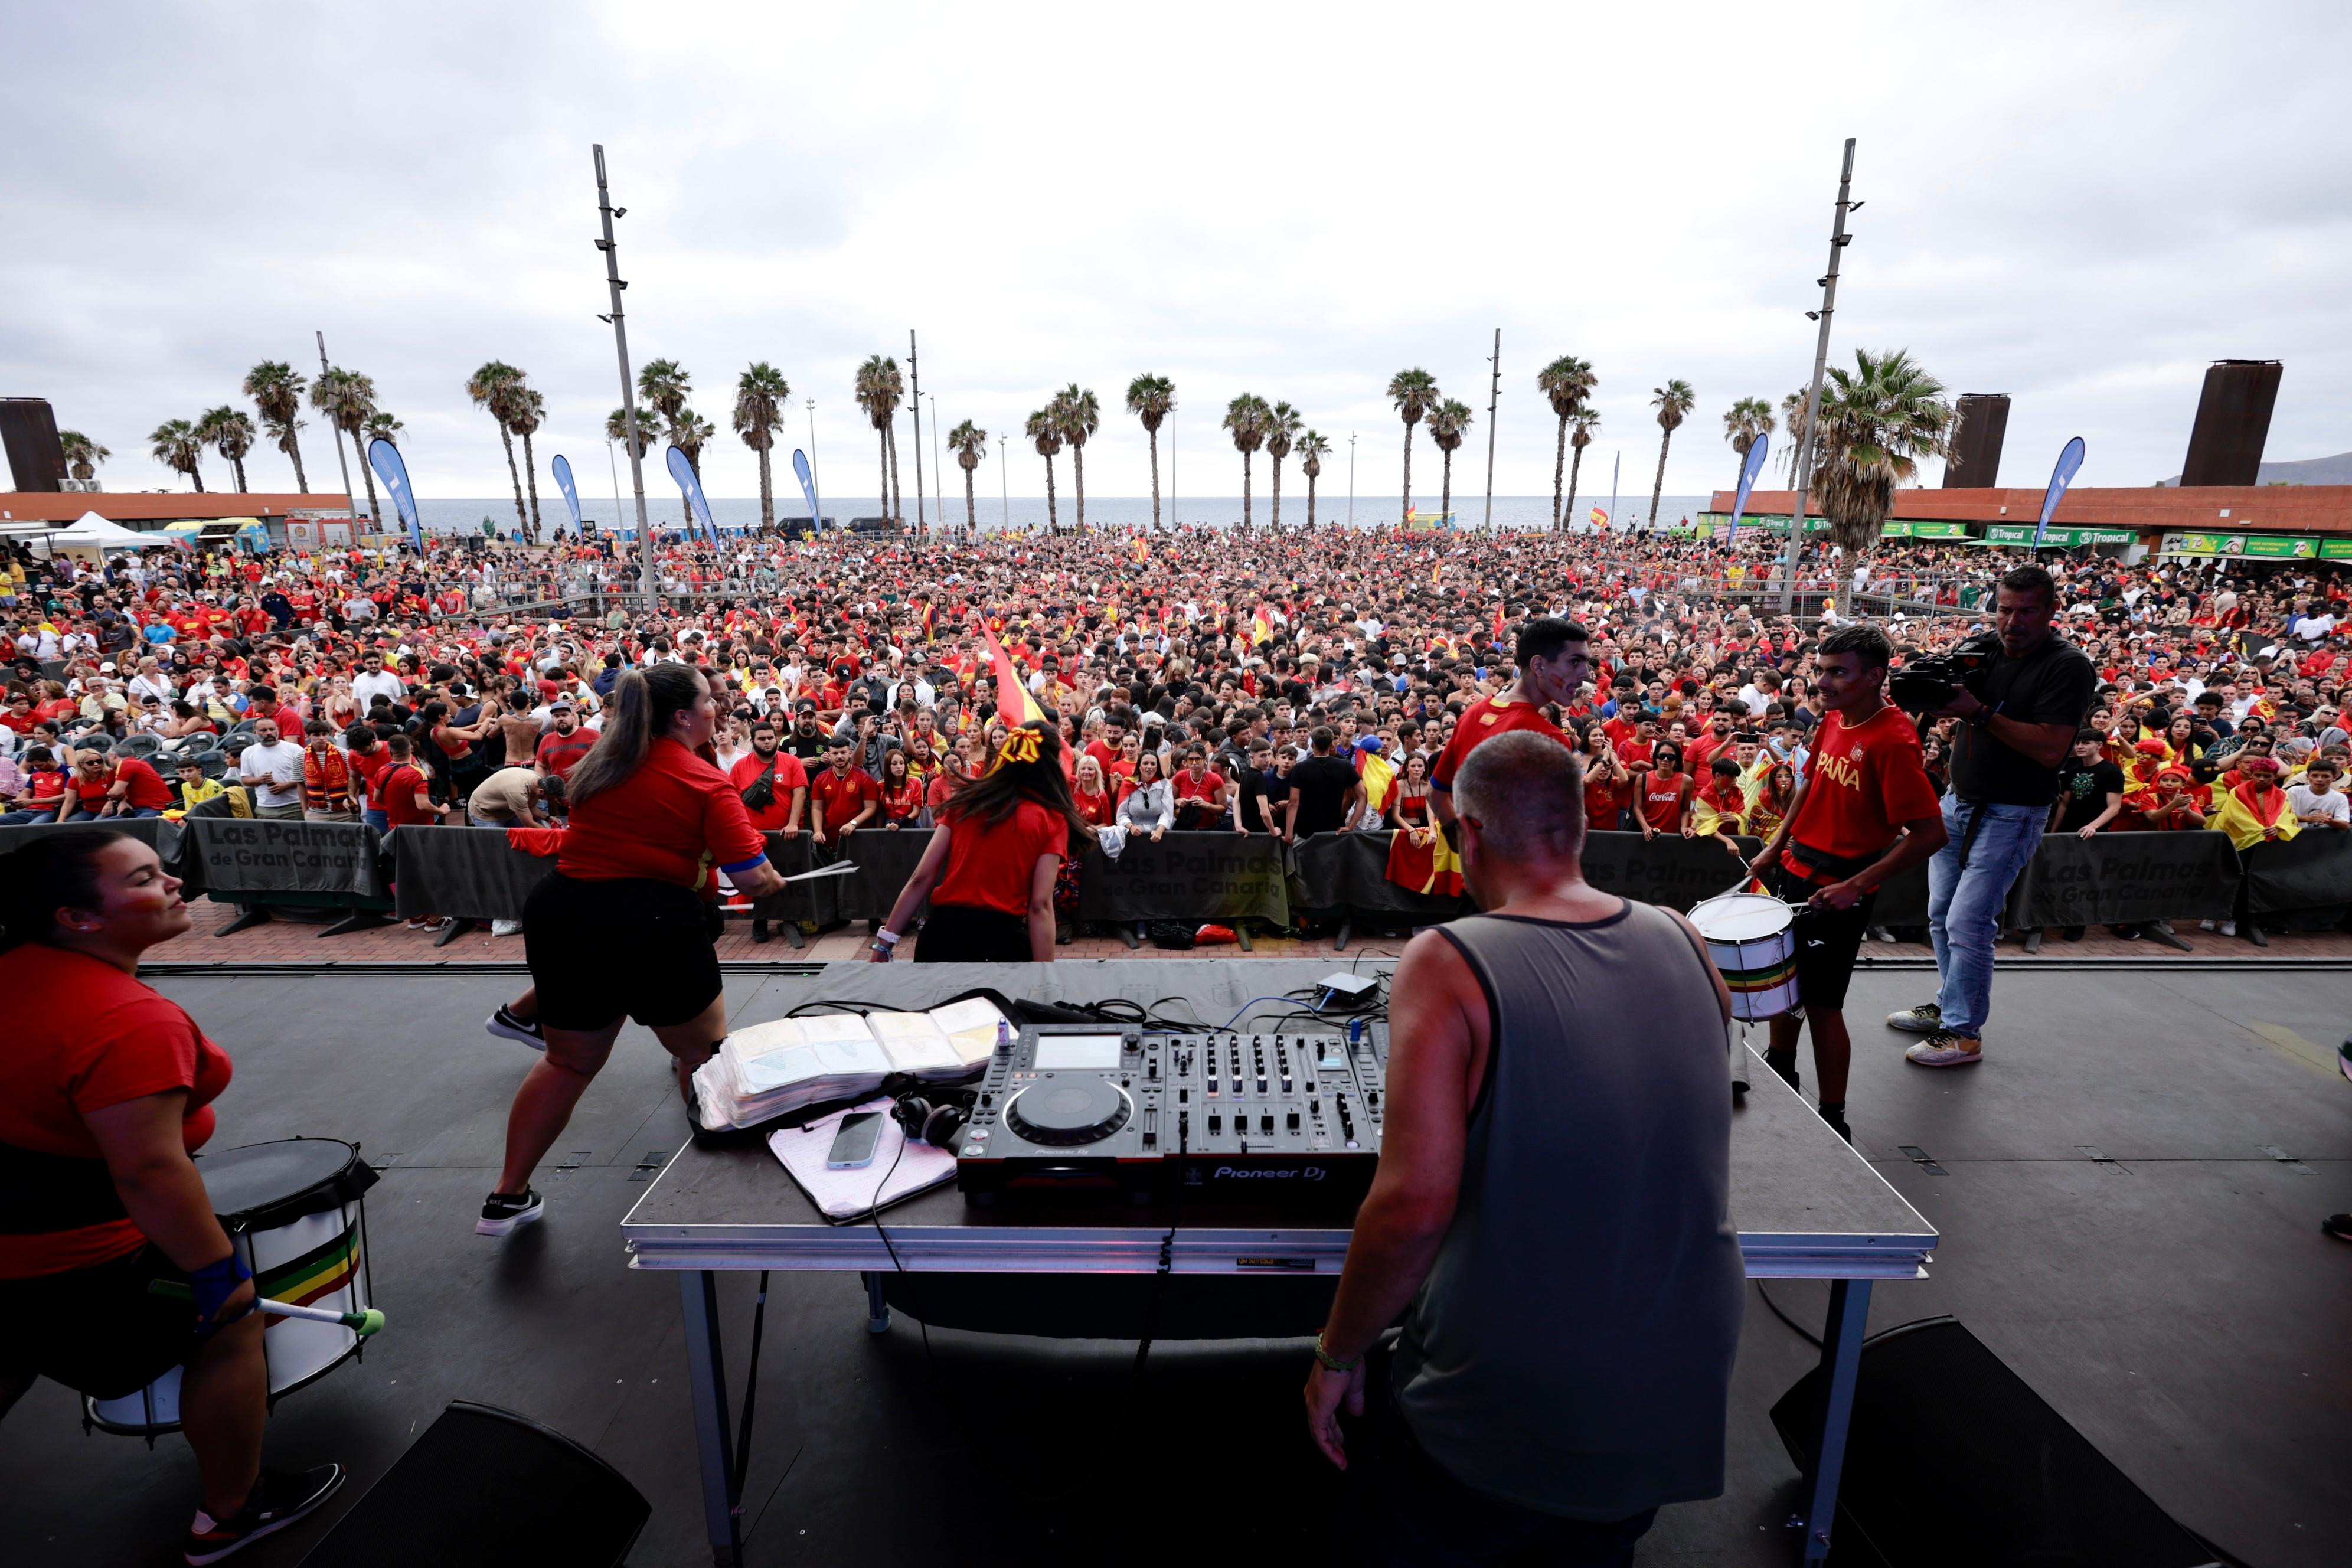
[{"xmin": 827, "ymin": 1112, "xmax": 886, "ymax": 1170}]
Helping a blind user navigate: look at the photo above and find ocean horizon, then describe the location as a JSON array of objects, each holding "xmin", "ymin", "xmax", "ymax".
[{"xmin": 385, "ymin": 492, "xmax": 1717, "ymax": 537}]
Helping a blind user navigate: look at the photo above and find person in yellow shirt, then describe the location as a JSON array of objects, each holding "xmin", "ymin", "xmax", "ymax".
[{"xmin": 169, "ymin": 759, "xmax": 231, "ymax": 814}]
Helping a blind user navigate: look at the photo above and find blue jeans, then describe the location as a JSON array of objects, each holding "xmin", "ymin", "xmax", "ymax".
[
  {"xmin": 1927, "ymin": 795, "xmax": 2046, "ymax": 1040},
  {"xmin": 67, "ymin": 807, "xmax": 162, "ymax": 821},
  {"xmin": 362, "ymin": 808, "xmax": 390, "ymax": 834}
]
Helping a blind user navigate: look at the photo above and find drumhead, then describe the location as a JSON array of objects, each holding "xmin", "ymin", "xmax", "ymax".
[
  {"xmin": 197, "ymin": 1139, "xmax": 378, "ymax": 1231},
  {"xmin": 1690, "ymin": 891, "xmax": 1794, "ymax": 942}
]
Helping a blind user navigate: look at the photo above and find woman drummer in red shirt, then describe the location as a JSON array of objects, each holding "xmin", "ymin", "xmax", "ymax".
[
  {"xmin": 0, "ymin": 832, "xmax": 344, "ymax": 1560},
  {"xmin": 478, "ymin": 663, "xmax": 785, "ymax": 1239},
  {"xmin": 868, "ymin": 721, "xmax": 1087, "ymax": 963}
]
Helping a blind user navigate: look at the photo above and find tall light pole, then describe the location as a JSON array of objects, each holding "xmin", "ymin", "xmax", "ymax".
[
  {"xmin": 997, "ymin": 431, "xmax": 1009, "ymax": 531},
  {"xmin": 804, "ymin": 398, "xmax": 822, "ymax": 530},
  {"xmin": 1608, "ymin": 452, "xmax": 1620, "ymax": 536},
  {"xmin": 1347, "ymin": 432, "xmax": 1356, "ymax": 527},
  {"xmin": 313, "ymin": 330, "xmax": 360, "ymax": 528},
  {"xmin": 1780, "ymin": 136, "xmax": 1858, "ymax": 613},
  {"xmin": 907, "ymin": 329, "xmax": 926, "ymax": 533},
  {"xmin": 1482, "ymin": 328, "xmax": 1501, "ymax": 529},
  {"xmin": 928, "ymin": 393, "xmax": 945, "ymax": 528},
  {"xmin": 592, "ymin": 145, "xmax": 654, "ymax": 600}
]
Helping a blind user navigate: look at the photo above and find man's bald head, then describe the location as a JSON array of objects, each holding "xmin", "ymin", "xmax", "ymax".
[{"xmin": 1454, "ymin": 731, "xmax": 1587, "ymax": 864}]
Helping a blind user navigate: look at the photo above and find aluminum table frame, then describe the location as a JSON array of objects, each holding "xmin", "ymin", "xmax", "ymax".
[{"xmin": 620, "ymin": 961, "xmax": 1935, "ymax": 1564}]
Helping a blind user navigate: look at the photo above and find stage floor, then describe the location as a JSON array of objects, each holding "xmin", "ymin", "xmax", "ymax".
[{"xmin": 6, "ymin": 963, "xmax": 2346, "ymax": 1567}]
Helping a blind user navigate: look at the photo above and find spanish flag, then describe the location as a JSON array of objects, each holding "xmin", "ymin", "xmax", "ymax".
[
  {"xmin": 1251, "ymin": 607, "xmax": 1272, "ymax": 646},
  {"xmin": 1492, "ymin": 600, "xmax": 1506, "ymax": 645},
  {"xmin": 2207, "ymin": 779, "xmax": 2299, "ymax": 851},
  {"xmin": 920, "ymin": 600, "xmax": 936, "ymax": 642},
  {"xmin": 982, "ymin": 623, "xmax": 1047, "ymax": 727},
  {"xmin": 1354, "ymin": 744, "xmax": 1397, "ymax": 818}
]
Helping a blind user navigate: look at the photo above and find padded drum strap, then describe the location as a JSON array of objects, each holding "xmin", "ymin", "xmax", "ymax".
[{"xmin": 0, "ymin": 1142, "xmax": 129, "ymax": 1235}]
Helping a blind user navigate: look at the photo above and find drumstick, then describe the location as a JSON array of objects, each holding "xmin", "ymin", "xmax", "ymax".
[{"xmin": 257, "ymin": 1298, "xmax": 387, "ymax": 1336}]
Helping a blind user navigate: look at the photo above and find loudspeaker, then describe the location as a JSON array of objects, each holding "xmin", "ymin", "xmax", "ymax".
[
  {"xmin": 2178, "ymin": 360, "xmax": 2281, "ymax": 488},
  {"xmin": 1770, "ymin": 1317, "xmax": 2224, "ymax": 1567},
  {"xmin": 1942, "ymin": 394, "xmax": 2010, "ymax": 488},
  {"xmin": 1, "ymin": 397, "xmax": 67, "ymax": 492}
]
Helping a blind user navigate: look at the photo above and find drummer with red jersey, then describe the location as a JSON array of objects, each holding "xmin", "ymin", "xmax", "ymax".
[
  {"xmin": 1738, "ymin": 624, "xmax": 1947, "ymax": 1143},
  {"xmin": 0, "ymin": 831, "xmax": 344, "ymax": 1563},
  {"xmin": 479, "ymin": 664, "xmax": 785, "ymax": 1238},
  {"xmin": 1430, "ymin": 617, "xmax": 1592, "ymax": 828}
]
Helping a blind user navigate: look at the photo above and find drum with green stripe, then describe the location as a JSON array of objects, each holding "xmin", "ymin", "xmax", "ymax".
[
  {"xmin": 1690, "ymin": 891, "xmax": 1802, "ymax": 1022},
  {"xmin": 88, "ymin": 1139, "xmax": 379, "ymax": 1437}
]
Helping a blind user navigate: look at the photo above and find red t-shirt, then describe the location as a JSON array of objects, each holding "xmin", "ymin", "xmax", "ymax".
[
  {"xmin": 380, "ymin": 762, "xmax": 437, "ymax": 826},
  {"xmin": 1431, "ymin": 694, "xmax": 1571, "ymax": 795},
  {"xmin": 535, "ymin": 726, "xmax": 598, "ymax": 779},
  {"xmin": 349, "ymin": 744, "xmax": 396, "ymax": 808},
  {"xmin": 1582, "ymin": 764, "xmax": 1629, "ymax": 826},
  {"xmin": 0, "ymin": 946, "xmax": 233, "ymax": 1279},
  {"xmin": 728, "ymin": 749, "xmax": 810, "ymax": 832},
  {"xmin": 1636, "ymin": 772, "xmax": 1690, "ymax": 832},
  {"xmin": 1782, "ymin": 703, "xmax": 1941, "ymax": 877},
  {"xmin": 810, "ymin": 766, "xmax": 880, "ymax": 831},
  {"xmin": 113, "ymin": 755, "xmax": 174, "ymax": 811},
  {"xmin": 1074, "ymin": 787, "xmax": 1117, "ymax": 828},
  {"xmin": 558, "ymin": 737, "xmax": 769, "ymax": 891},
  {"xmin": 933, "ymin": 798, "xmax": 1070, "ymax": 916},
  {"xmin": 1172, "ymin": 768, "xmax": 1227, "ymax": 803}
]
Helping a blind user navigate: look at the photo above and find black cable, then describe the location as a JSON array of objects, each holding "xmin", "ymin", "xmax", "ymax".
[
  {"xmin": 1753, "ymin": 1279, "xmax": 1824, "ymax": 1347},
  {"xmin": 732, "ymin": 1270, "xmax": 770, "ymax": 1495},
  {"xmin": 1129, "ymin": 1112, "xmax": 1188, "ymax": 1390}
]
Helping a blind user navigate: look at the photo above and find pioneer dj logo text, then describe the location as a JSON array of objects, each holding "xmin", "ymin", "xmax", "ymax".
[{"xmin": 1212, "ymin": 1165, "xmax": 1327, "ymax": 1181}]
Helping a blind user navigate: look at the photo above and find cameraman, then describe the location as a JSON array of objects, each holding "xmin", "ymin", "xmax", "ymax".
[{"xmin": 1887, "ymin": 566, "xmax": 2095, "ymax": 1068}]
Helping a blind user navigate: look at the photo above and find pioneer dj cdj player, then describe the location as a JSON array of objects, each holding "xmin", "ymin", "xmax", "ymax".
[{"xmin": 956, "ymin": 1023, "xmax": 1389, "ymax": 1206}]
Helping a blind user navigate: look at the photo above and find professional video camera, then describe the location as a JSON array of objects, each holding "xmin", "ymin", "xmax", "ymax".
[{"xmin": 1889, "ymin": 630, "xmax": 2003, "ymax": 713}]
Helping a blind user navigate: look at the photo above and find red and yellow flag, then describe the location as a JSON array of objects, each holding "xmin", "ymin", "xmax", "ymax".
[{"xmin": 982, "ymin": 623, "xmax": 1046, "ymax": 727}]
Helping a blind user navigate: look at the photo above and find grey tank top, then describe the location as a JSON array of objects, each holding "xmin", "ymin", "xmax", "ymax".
[{"xmin": 1391, "ymin": 900, "xmax": 1746, "ymax": 1520}]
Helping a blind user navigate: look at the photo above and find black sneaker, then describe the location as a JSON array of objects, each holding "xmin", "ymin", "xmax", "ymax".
[
  {"xmin": 751, "ymin": 919, "xmax": 771, "ymax": 945},
  {"xmin": 476, "ymin": 1188, "xmax": 544, "ymax": 1237},
  {"xmin": 1763, "ymin": 1049, "xmax": 1801, "ymax": 1093},
  {"xmin": 183, "ymin": 1464, "xmax": 344, "ymax": 1564},
  {"xmin": 485, "ymin": 1005, "xmax": 545, "ymax": 1051},
  {"xmin": 1886, "ymin": 1002, "xmax": 1942, "ymax": 1034},
  {"xmin": 1819, "ymin": 1106, "xmax": 1853, "ymax": 1144},
  {"xmin": 2325, "ymin": 1214, "xmax": 2352, "ymax": 1243}
]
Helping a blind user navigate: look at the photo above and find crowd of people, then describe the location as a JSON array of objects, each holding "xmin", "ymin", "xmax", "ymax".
[{"xmin": 3, "ymin": 522, "xmax": 2346, "ymax": 937}]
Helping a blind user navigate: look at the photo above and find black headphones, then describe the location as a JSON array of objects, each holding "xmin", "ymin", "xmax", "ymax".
[{"xmin": 890, "ymin": 1086, "xmax": 977, "ymax": 1149}]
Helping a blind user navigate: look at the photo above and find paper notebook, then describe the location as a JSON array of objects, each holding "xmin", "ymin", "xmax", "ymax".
[{"xmin": 767, "ymin": 1097, "xmax": 958, "ymax": 1223}]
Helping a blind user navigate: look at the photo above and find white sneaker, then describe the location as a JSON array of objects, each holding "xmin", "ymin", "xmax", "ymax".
[
  {"xmin": 2198, "ymin": 919, "xmax": 2216, "ymax": 932},
  {"xmin": 2219, "ymin": 920, "xmax": 2237, "ymax": 937},
  {"xmin": 491, "ymin": 918, "xmax": 523, "ymax": 936},
  {"xmin": 1905, "ymin": 1033, "xmax": 1984, "ymax": 1068}
]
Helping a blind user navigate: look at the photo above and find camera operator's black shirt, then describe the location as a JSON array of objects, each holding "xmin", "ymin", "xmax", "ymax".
[{"xmin": 1949, "ymin": 635, "xmax": 2097, "ymax": 807}]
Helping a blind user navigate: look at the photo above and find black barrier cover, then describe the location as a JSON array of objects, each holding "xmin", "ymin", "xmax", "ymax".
[
  {"xmin": 388, "ymin": 825, "xmax": 557, "ymax": 920},
  {"xmin": 0, "ymin": 815, "xmax": 186, "ymax": 873},
  {"xmin": 1077, "ymin": 832, "xmax": 1291, "ymax": 925},
  {"xmin": 826, "ymin": 829, "xmax": 933, "ymax": 922},
  {"xmin": 2014, "ymin": 831, "xmax": 2242, "ymax": 929},
  {"xmin": 1871, "ymin": 861, "xmax": 1932, "ymax": 928},
  {"xmin": 185, "ymin": 817, "xmax": 389, "ymax": 900},
  {"xmin": 1579, "ymin": 831, "xmax": 1764, "ymax": 912},
  {"xmin": 1289, "ymin": 832, "xmax": 1472, "ymax": 921},
  {"xmin": 2241, "ymin": 831, "xmax": 2352, "ymax": 918},
  {"xmin": 750, "ymin": 832, "xmax": 839, "ymax": 926}
]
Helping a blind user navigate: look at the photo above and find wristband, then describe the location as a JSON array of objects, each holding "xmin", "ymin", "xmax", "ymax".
[
  {"xmin": 869, "ymin": 940, "xmax": 895, "ymax": 960},
  {"xmin": 1312, "ymin": 1331, "xmax": 1360, "ymax": 1373},
  {"xmin": 875, "ymin": 928, "xmax": 901, "ymax": 946},
  {"xmin": 188, "ymin": 1250, "xmax": 254, "ymax": 1333}
]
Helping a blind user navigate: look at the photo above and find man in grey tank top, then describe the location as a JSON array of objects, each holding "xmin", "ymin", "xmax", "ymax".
[{"xmin": 1305, "ymin": 731, "xmax": 1745, "ymax": 1567}]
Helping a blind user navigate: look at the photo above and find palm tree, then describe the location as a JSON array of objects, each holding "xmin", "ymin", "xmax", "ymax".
[
  {"xmin": 1053, "ymin": 384, "xmax": 1100, "ymax": 533},
  {"xmin": 1563, "ymin": 409, "xmax": 1600, "ymax": 531},
  {"xmin": 58, "ymin": 430, "xmax": 109, "ymax": 483},
  {"xmin": 734, "ymin": 363, "xmax": 791, "ymax": 533},
  {"xmin": 1264, "ymin": 401, "xmax": 1303, "ymax": 528},
  {"xmin": 1386, "ymin": 368, "xmax": 1440, "ymax": 523},
  {"xmin": 466, "ymin": 361, "xmax": 530, "ymax": 534},
  {"xmin": 1221, "ymin": 393, "xmax": 1270, "ymax": 530},
  {"xmin": 638, "ymin": 359, "xmax": 691, "ymax": 426},
  {"xmin": 672, "ymin": 409, "xmax": 716, "ymax": 475},
  {"xmin": 607, "ymin": 406, "xmax": 662, "ymax": 461},
  {"xmin": 505, "ymin": 387, "xmax": 545, "ymax": 538},
  {"xmin": 149, "ymin": 419, "xmax": 205, "ymax": 491},
  {"xmin": 1125, "ymin": 373, "xmax": 1176, "ymax": 530},
  {"xmin": 1025, "ymin": 406, "xmax": 1064, "ymax": 533},
  {"xmin": 365, "ymin": 410, "xmax": 404, "ymax": 446},
  {"xmin": 1647, "ymin": 380, "xmax": 1696, "ymax": 530},
  {"xmin": 948, "ymin": 420, "xmax": 986, "ymax": 534},
  {"xmin": 310, "ymin": 368, "xmax": 382, "ymax": 524},
  {"xmin": 196, "ymin": 407, "xmax": 256, "ymax": 492},
  {"xmin": 1780, "ymin": 390, "xmax": 1812, "ymax": 484},
  {"xmin": 1808, "ymin": 348, "xmax": 1954, "ymax": 553},
  {"xmin": 1298, "ymin": 431, "xmax": 1330, "ymax": 530},
  {"xmin": 1723, "ymin": 396, "xmax": 1775, "ymax": 462},
  {"xmin": 1426, "ymin": 399, "xmax": 1473, "ymax": 520},
  {"xmin": 243, "ymin": 361, "xmax": 309, "ymax": 491},
  {"xmin": 854, "ymin": 355, "xmax": 906, "ymax": 524},
  {"xmin": 1536, "ymin": 354, "xmax": 1597, "ymax": 529}
]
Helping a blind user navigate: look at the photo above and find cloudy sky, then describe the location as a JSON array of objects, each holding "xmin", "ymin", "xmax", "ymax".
[{"xmin": 5, "ymin": 1, "xmax": 2347, "ymax": 510}]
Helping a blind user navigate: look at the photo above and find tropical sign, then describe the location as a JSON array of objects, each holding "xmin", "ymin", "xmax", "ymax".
[
  {"xmin": 1984, "ymin": 523, "xmax": 2136, "ymax": 548},
  {"xmin": 2158, "ymin": 531, "xmax": 2320, "ymax": 559}
]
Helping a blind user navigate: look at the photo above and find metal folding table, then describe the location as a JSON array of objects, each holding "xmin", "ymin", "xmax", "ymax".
[{"xmin": 621, "ymin": 961, "xmax": 1935, "ymax": 1564}]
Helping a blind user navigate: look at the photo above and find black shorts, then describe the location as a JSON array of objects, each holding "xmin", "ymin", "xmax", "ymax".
[
  {"xmin": 0, "ymin": 1244, "xmax": 200, "ymax": 1398},
  {"xmin": 914, "ymin": 903, "xmax": 1034, "ymax": 963},
  {"xmin": 1762, "ymin": 861, "xmax": 1875, "ymax": 1012},
  {"xmin": 524, "ymin": 874, "xmax": 725, "ymax": 1031}
]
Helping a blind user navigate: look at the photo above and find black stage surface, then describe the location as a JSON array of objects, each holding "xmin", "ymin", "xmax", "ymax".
[{"xmin": 5, "ymin": 962, "xmax": 2347, "ymax": 1567}]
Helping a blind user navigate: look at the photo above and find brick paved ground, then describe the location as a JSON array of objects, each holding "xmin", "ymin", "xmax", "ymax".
[{"xmin": 146, "ymin": 898, "xmax": 2352, "ymax": 966}]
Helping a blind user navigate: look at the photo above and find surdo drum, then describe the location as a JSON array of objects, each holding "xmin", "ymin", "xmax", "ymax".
[
  {"xmin": 87, "ymin": 1138, "xmax": 379, "ymax": 1438},
  {"xmin": 1690, "ymin": 892, "xmax": 1801, "ymax": 1022}
]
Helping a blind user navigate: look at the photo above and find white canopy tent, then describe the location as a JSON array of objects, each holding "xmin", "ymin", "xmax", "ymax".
[{"xmin": 48, "ymin": 511, "xmax": 171, "ymax": 550}]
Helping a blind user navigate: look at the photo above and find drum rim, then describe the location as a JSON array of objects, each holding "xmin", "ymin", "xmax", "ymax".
[{"xmin": 197, "ymin": 1136, "xmax": 380, "ymax": 1232}]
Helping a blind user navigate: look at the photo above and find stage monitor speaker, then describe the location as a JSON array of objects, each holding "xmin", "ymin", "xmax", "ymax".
[
  {"xmin": 1942, "ymin": 394, "xmax": 2010, "ymax": 488},
  {"xmin": 2178, "ymin": 360, "xmax": 2281, "ymax": 488},
  {"xmin": 1, "ymin": 397, "xmax": 67, "ymax": 492},
  {"xmin": 1771, "ymin": 1316, "xmax": 2226, "ymax": 1568}
]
